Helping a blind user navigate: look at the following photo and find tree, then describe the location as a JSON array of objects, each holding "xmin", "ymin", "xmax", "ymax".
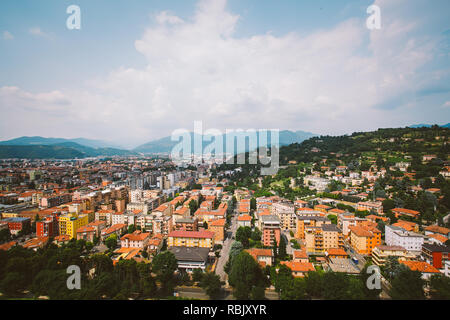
[
  {"xmin": 428, "ymin": 274, "xmax": 450, "ymax": 299},
  {"xmin": 236, "ymin": 227, "xmax": 251, "ymax": 248},
  {"xmin": 192, "ymin": 268, "xmax": 204, "ymax": 283},
  {"xmin": 250, "ymin": 198, "xmax": 256, "ymax": 211},
  {"xmin": 199, "ymin": 272, "xmax": 222, "ymax": 299},
  {"xmin": 0, "ymin": 228, "xmax": 11, "ymax": 242},
  {"xmin": 389, "ymin": 266, "xmax": 425, "ymax": 300},
  {"xmin": 327, "ymin": 214, "xmax": 337, "ymax": 225},
  {"xmin": 128, "ymin": 224, "xmax": 136, "ymax": 234},
  {"xmin": 360, "ymin": 264, "xmax": 381, "ymax": 299},
  {"xmin": 152, "ymin": 251, "xmax": 178, "ymax": 296},
  {"xmin": 278, "ymin": 236, "xmax": 287, "ymax": 260},
  {"xmin": 228, "ymin": 251, "xmax": 268, "ymax": 300},
  {"xmin": 273, "ymin": 264, "xmax": 293, "ymax": 296},
  {"xmin": 105, "ymin": 234, "xmax": 118, "ymax": 251}
]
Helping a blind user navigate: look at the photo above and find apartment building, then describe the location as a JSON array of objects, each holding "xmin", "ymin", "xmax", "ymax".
[
  {"xmin": 348, "ymin": 224, "xmax": 382, "ymax": 256},
  {"xmin": 59, "ymin": 213, "xmax": 89, "ymax": 239},
  {"xmin": 372, "ymin": 245, "xmax": 417, "ymax": 266},
  {"xmin": 305, "ymin": 224, "xmax": 344, "ymax": 254},
  {"xmin": 167, "ymin": 230, "xmax": 214, "ymax": 249},
  {"xmin": 385, "ymin": 225, "xmax": 424, "ymax": 252},
  {"xmin": 261, "ymin": 215, "xmax": 281, "ymax": 247},
  {"xmin": 272, "ymin": 202, "xmax": 296, "ymax": 231}
]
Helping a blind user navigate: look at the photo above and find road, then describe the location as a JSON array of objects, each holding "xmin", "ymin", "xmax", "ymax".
[{"xmin": 215, "ymin": 209, "xmax": 239, "ymax": 283}]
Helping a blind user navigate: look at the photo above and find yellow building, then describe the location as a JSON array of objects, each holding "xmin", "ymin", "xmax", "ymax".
[
  {"xmin": 59, "ymin": 213, "xmax": 89, "ymax": 239},
  {"xmin": 167, "ymin": 230, "xmax": 214, "ymax": 249}
]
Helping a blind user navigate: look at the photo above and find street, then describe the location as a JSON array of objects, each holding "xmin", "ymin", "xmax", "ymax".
[{"xmin": 215, "ymin": 209, "xmax": 239, "ymax": 283}]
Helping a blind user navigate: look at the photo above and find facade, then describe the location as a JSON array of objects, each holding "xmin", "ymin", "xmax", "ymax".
[
  {"xmin": 279, "ymin": 261, "xmax": 315, "ymax": 277},
  {"xmin": 169, "ymin": 246, "xmax": 210, "ymax": 272},
  {"xmin": 120, "ymin": 231, "xmax": 151, "ymax": 249},
  {"xmin": 357, "ymin": 201, "xmax": 383, "ymax": 215},
  {"xmin": 371, "ymin": 245, "xmax": 417, "ymax": 266},
  {"xmin": 421, "ymin": 243, "xmax": 450, "ymax": 270},
  {"xmin": 208, "ymin": 218, "xmax": 226, "ymax": 243},
  {"xmin": 3, "ymin": 217, "xmax": 31, "ymax": 235},
  {"xmin": 59, "ymin": 213, "xmax": 89, "ymax": 239},
  {"xmin": 245, "ymin": 248, "xmax": 274, "ymax": 267},
  {"xmin": 348, "ymin": 224, "xmax": 382, "ymax": 256},
  {"xmin": 385, "ymin": 225, "xmax": 424, "ymax": 252},
  {"xmin": 237, "ymin": 214, "xmax": 252, "ymax": 228},
  {"xmin": 260, "ymin": 215, "xmax": 281, "ymax": 247},
  {"xmin": 167, "ymin": 230, "xmax": 214, "ymax": 248}
]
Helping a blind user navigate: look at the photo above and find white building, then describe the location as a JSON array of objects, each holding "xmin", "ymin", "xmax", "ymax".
[{"xmin": 385, "ymin": 225, "xmax": 424, "ymax": 252}]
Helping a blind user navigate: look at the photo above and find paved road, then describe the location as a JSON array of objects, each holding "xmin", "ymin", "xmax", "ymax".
[{"xmin": 215, "ymin": 209, "xmax": 239, "ymax": 283}]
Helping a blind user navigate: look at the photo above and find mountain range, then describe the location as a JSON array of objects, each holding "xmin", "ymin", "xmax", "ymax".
[
  {"xmin": 0, "ymin": 123, "xmax": 447, "ymax": 159},
  {"xmin": 132, "ymin": 130, "xmax": 318, "ymax": 154}
]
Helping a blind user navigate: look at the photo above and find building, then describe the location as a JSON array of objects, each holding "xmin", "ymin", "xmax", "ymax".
[
  {"xmin": 237, "ymin": 214, "xmax": 252, "ymax": 228},
  {"xmin": 292, "ymin": 248, "xmax": 309, "ymax": 263},
  {"xmin": 392, "ymin": 208, "xmax": 420, "ymax": 219},
  {"xmin": 169, "ymin": 246, "xmax": 210, "ymax": 273},
  {"xmin": 305, "ymin": 224, "xmax": 344, "ymax": 254},
  {"xmin": 424, "ymin": 225, "xmax": 450, "ymax": 238},
  {"xmin": 357, "ymin": 201, "xmax": 383, "ymax": 215},
  {"xmin": 101, "ymin": 223, "xmax": 127, "ymax": 241},
  {"xmin": 296, "ymin": 215, "xmax": 330, "ymax": 239},
  {"xmin": 279, "ymin": 261, "xmax": 315, "ymax": 277},
  {"xmin": 3, "ymin": 217, "xmax": 31, "ymax": 235},
  {"xmin": 260, "ymin": 215, "xmax": 281, "ymax": 247},
  {"xmin": 325, "ymin": 248, "xmax": 349, "ymax": 260},
  {"xmin": 58, "ymin": 213, "xmax": 89, "ymax": 239},
  {"xmin": 348, "ymin": 224, "xmax": 382, "ymax": 256},
  {"xmin": 120, "ymin": 231, "xmax": 151, "ymax": 249},
  {"xmin": 421, "ymin": 243, "xmax": 450, "ymax": 270},
  {"xmin": 272, "ymin": 202, "xmax": 296, "ymax": 230},
  {"xmin": 36, "ymin": 216, "xmax": 58, "ymax": 237},
  {"xmin": 174, "ymin": 218, "xmax": 199, "ymax": 232},
  {"xmin": 400, "ymin": 260, "xmax": 440, "ymax": 280},
  {"xmin": 208, "ymin": 218, "xmax": 226, "ymax": 243},
  {"xmin": 245, "ymin": 248, "xmax": 274, "ymax": 267},
  {"xmin": 385, "ymin": 225, "xmax": 424, "ymax": 252},
  {"xmin": 167, "ymin": 230, "xmax": 214, "ymax": 249},
  {"xmin": 392, "ymin": 220, "xmax": 419, "ymax": 233},
  {"xmin": 371, "ymin": 245, "xmax": 417, "ymax": 266}
]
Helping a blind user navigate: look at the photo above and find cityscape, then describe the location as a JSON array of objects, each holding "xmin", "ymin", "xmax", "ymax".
[{"xmin": 0, "ymin": 0, "xmax": 449, "ymax": 309}]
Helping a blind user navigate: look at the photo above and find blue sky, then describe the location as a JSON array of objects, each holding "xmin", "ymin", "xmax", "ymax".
[{"xmin": 0, "ymin": 0, "xmax": 449, "ymax": 148}]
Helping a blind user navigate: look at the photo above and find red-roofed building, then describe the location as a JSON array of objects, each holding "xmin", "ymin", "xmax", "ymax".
[{"xmin": 167, "ymin": 230, "xmax": 214, "ymax": 248}]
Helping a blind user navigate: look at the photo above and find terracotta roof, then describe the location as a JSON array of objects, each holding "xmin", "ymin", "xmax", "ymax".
[
  {"xmin": 280, "ymin": 261, "xmax": 315, "ymax": 273},
  {"xmin": 428, "ymin": 233, "xmax": 448, "ymax": 243},
  {"xmin": 400, "ymin": 261, "xmax": 440, "ymax": 273},
  {"xmin": 349, "ymin": 225, "xmax": 378, "ymax": 238},
  {"xmin": 0, "ymin": 241, "xmax": 17, "ymax": 251},
  {"xmin": 425, "ymin": 225, "xmax": 450, "ymax": 235},
  {"xmin": 246, "ymin": 248, "xmax": 273, "ymax": 259},
  {"xmin": 326, "ymin": 248, "xmax": 348, "ymax": 256},
  {"xmin": 121, "ymin": 231, "xmax": 150, "ymax": 242},
  {"xmin": 392, "ymin": 208, "xmax": 420, "ymax": 216},
  {"xmin": 210, "ymin": 218, "xmax": 226, "ymax": 227},
  {"xmin": 237, "ymin": 214, "xmax": 252, "ymax": 221},
  {"xmin": 168, "ymin": 230, "xmax": 214, "ymax": 239},
  {"xmin": 293, "ymin": 248, "xmax": 308, "ymax": 260}
]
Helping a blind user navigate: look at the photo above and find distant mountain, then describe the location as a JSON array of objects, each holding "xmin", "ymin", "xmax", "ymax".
[
  {"xmin": 0, "ymin": 142, "xmax": 136, "ymax": 159},
  {"xmin": 0, "ymin": 136, "xmax": 123, "ymax": 149},
  {"xmin": 134, "ymin": 130, "xmax": 317, "ymax": 155},
  {"xmin": 0, "ymin": 145, "xmax": 85, "ymax": 159},
  {"xmin": 408, "ymin": 123, "xmax": 450, "ymax": 128}
]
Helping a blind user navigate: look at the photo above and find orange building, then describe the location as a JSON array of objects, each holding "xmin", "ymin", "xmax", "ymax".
[
  {"xmin": 209, "ymin": 218, "xmax": 226, "ymax": 243},
  {"xmin": 348, "ymin": 224, "xmax": 381, "ymax": 256}
]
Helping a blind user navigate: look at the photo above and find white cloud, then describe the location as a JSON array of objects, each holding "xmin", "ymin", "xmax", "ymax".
[
  {"xmin": 0, "ymin": 0, "xmax": 448, "ymax": 146},
  {"xmin": 29, "ymin": 27, "xmax": 50, "ymax": 38},
  {"xmin": 2, "ymin": 31, "xmax": 13, "ymax": 40}
]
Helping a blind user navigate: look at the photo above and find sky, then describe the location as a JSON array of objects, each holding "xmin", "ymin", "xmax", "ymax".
[{"xmin": 0, "ymin": 0, "xmax": 449, "ymax": 149}]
